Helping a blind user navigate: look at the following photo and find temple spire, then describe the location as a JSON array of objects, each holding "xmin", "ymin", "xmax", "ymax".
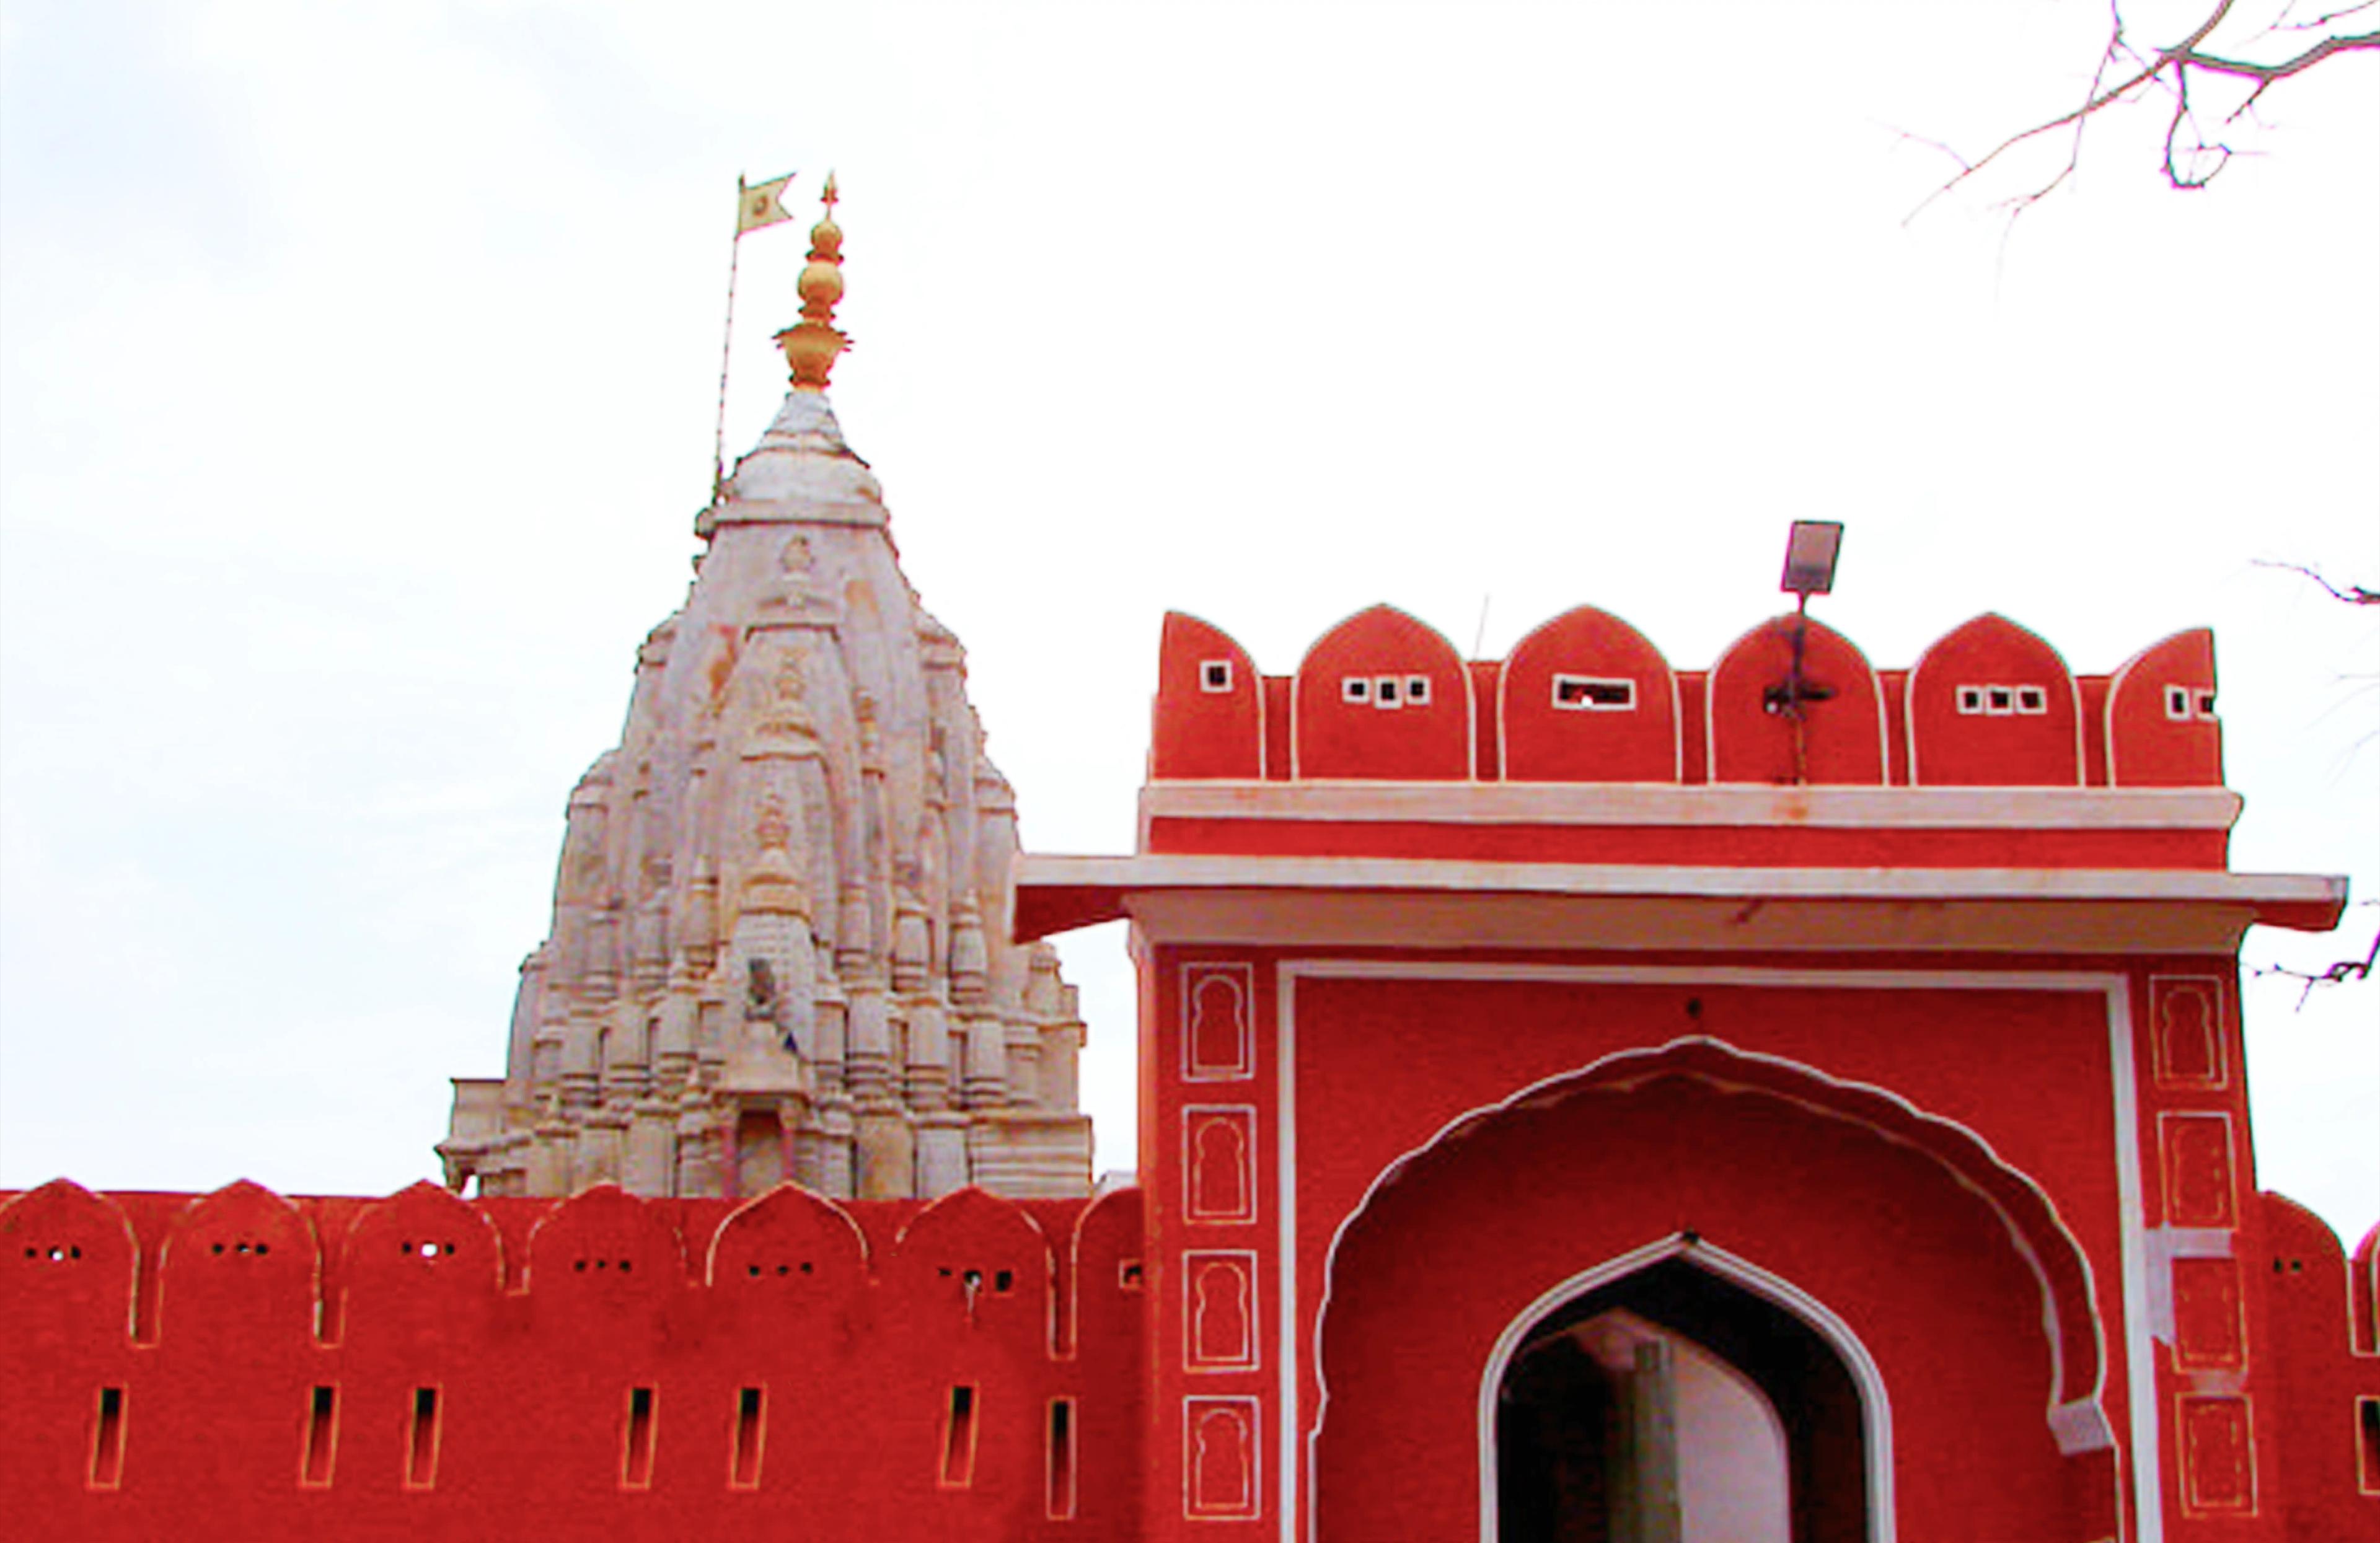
[{"xmin": 777, "ymin": 173, "xmax": 850, "ymax": 391}]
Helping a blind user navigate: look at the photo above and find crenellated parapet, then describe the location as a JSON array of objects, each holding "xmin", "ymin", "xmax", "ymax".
[
  {"xmin": 440, "ymin": 185, "xmax": 1091, "ymax": 1203},
  {"xmin": 1147, "ymin": 604, "xmax": 2225, "ymax": 790},
  {"xmin": 0, "ymin": 1176, "xmax": 1147, "ymax": 1537}
]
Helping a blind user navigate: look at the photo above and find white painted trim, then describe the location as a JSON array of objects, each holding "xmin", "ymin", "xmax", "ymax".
[
  {"xmin": 2146, "ymin": 974, "xmax": 2231, "ymax": 1091},
  {"xmin": 1139, "ymin": 780, "xmax": 2242, "ymax": 830},
  {"xmin": 1181, "ymin": 1104, "xmax": 1259, "ymax": 1225},
  {"xmin": 1184, "ymin": 1249, "xmax": 1262, "ymax": 1372},
  {"xmin": 1026, "ymin": 850, "xmax": 2336, "ymax": 910},
  {"xmin": 1271, "ymin": 961, "xmax": 2157, "ymax": 1543},
  {"xmin": 1473, "ymin": 1234, "xmax": 1897, "ymax": 1543},
  {"xmin": 1179, "ymin": 963, "xmax": 1257, "ymax": 1083}
]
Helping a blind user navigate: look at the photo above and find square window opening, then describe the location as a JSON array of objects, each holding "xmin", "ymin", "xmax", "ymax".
[
  {"xmin": 2016, "ymin": 685, "xmax": 2048, "ymax": 714},
  {"xmin": 2195, "ymin": 690, "xmax": 2217, "ymax": 720},
  {"xmin": 1986, "ymin": 687, "xmax": 2014, "ymax": 714},
  {"xmin": 1375, "ymin": 676, "xmax": 1401, "ymax": 707},
  {"xmin": 1341, "ymin": 677, "xmax": 1371, "ymax": 704},
  {"xmin": 1199, "ymin": 659, "xmax": 1233, "ymax": 693},
  {"xmin": 1405, "ymin": 675, "xmax": 1432, "ymax": 705},
  {"xmin": 1956, "ymin": 686, "xmax": 1985, "ymax": 714},
  {"xmin": 2166, "ymin": 685, "xmax": 2192, "ymax": 721}
]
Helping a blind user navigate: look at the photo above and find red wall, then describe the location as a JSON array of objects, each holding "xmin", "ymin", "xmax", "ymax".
[{"xmin": 0, "ymin": 1179, "xmax": 1146, "ymax": 1541}]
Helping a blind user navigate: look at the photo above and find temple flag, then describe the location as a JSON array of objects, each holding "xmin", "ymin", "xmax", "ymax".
[{"xmin": 737, "ymin": 172, "xmax": 797, "ymax": 235}]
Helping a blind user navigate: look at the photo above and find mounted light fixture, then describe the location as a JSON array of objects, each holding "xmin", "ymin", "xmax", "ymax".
[
  {"xmin": 1767, "ymin": 521, "xmax": 1846, "ymax": 784},
  {"xmin": 1781, "ymin": 520, "xmax": 1845, "ymax": 597}
]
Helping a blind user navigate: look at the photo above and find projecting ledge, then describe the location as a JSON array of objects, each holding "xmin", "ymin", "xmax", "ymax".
[{"xmin": 1011, "ymin": 853, "xmax": 2346, "ymax": 952}]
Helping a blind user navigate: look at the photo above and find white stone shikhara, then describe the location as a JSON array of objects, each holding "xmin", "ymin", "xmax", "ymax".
[{"xmin": 439, "ymin": 389, "xmax": 1091, "ymax": 1200}]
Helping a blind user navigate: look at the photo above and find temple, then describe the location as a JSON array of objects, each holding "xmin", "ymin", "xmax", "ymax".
[
  {"xmin": 435, "ymin": 180, "xmax": 1093, "ymax": 1203},
  {"xmin": 3, "ymin": 187, "xmax": 2374, "ymax": 1541}
]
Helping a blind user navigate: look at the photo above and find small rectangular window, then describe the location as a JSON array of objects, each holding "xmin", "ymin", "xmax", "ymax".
[
  {"xmin": 731, "ymin": 1386, "xmax": 766, "ymax": 1489},
  {"xmin": 2195, "ymin": 690, "xmax": 2217, "ymax": 720},
  {"xmin": 2361, "ymin": 1397, "xmax": 2380, "ymax": 1494},
  {"xmin": 302, "ymin": 1386, "xmax": 338, "ymax": 1488},
  {"xmin": 1405, "ymin": 675, "xmax": 1431, "ymax": 705},
  {"xmin": 89, "ymin": 1387, "xmax": 126, "ymax": 1490},
  {"xmin": 1986, "ymin": 687, "xmax": 2014, "ymax": 714},
  {"xmin": 940, "ymin": 1386, "xmax": 978, "ymax": 1487},
  {"xmin": 1046, "ymin": 1398, "xmax": 1078, "ymax": 1519},
  {"xmin": 2016, "ymin": 685, "xmax": 2048, "ymax": 715},
  {"xmin": 1375, "ymin": 676, "xmax": 1400, "ymax": 706},
  {"xmin": 1552, "ymin": 675, "xmax": 1636, "ymax": 711},
  {"xmin": 1199, "ymin": 659, "xmax": 1232, "ymax": 693},
  {"xmin": 1956, "ymin": 686, "xmax": 1985, "ymax": 714},
  {"xmin": 406, "ymin": 1387, "xmax": 441, "ymax": 1489},
  {"xmin": 1341, "ymin": 677, "xmax": 1371, "ymax": 703},
  {"xmin": 621, "ymin": 1387, "xmax": 656, "ymax": 1490},
  {"xmin": 2165, "ymin": 685, "xmax": 2192, "ymax": 721},
  {"xmin": 1119, "ymin": 1259, "xmax": 1144, "ymax": 1291}
]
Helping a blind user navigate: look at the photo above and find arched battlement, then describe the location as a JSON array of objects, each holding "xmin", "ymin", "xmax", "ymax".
[
  {"xmin": 1152, "ymin": 612, "xmax": 1263, "ymax": 779},
  {"xmin": 1292, "ymin": 604, "xmax": 1473, "ymax": 780},
  {"xmin": 888, "ymin": 1184, "xmax": 1056, "ymax": 1352},
  {"xmin": 340, "ymin": 1180, "xmax": 504, "ymax": 1347},
  {"xmin": 1497, "ymin": 604, "xmax": 1681, "ymax": 783},
  {"xmin": 158, "ymin": 1179, "xmax": 322, "ymax": 1345},
  {"xmin": 523, "ymin": 1182, "xmax": 687, "ymax": 1310},
  {"xmin": 2105, "ymin": 627, "xmax": 2223, "ymax": 786},
  {"xmin": 0, "ymin": 1178, "xmax": 138, "ymax": 1344},
  {"xmin": 1706, "ymin": 615, "xmax": 1887, "ymax": 784},
  {"xmin": 1908, "ymin": 613, "xmax": 2084, "ymax": 786}
]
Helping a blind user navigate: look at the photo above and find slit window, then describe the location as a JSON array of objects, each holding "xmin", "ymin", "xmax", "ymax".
[
  {"xmin": 1552, "ymin": 675, "xmax": 1636, "ymax": 711},
  {"xmin": 406, "ymin": 1387, "xmax": 441, "ymax": 1489},
  {"xmin": 731, "ymin": 1386, "xmax": 766, "ymax": 1489},
  {"xmin": 1199, "ymin": 659, "xmax": 1233, "ymax": 693},
  {"xmin": 1404, "ymin": 674, "xmax": 1431, "ymax": 705},
  {"xmin": 940, "ymin": 1386, "xmax": 979, "ymax": 1488},
  {"xmin": 1341, "ymin": 677, "xmax": 1371, "ymax": 704},
  {"xmin": 301, "ymin": 1386, "xmax": 338, "ymax": 1488},
  {"xmin": 621, "ymin": 1387, "xmax": 657, "ymax": 1490},
  {"xmin": 1047, "ymin": 1398, "xmax": 1078, "ymax": 1519},
  {"xmin": 89, "ymin": 1386, "xmax": 126, "ymax": 1490},
  {"xmin": 2360, "ymin": 1397, "xmax": 2380, "ymax": 1494}
]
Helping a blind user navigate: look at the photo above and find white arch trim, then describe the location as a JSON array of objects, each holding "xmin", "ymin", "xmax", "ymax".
[{"xmin": 1474, "ymin": 1233, "xmax": 1896, "ymax": 1543}]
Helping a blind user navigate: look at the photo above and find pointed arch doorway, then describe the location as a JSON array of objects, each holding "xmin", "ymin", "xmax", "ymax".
[{"xmin": 1491, "ymin": 1251, "xmax": 1871, "ymax": 1543}]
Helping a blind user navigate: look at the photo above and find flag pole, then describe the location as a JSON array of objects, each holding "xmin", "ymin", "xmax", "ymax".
[{"xmin": 712, "ymin": 177, "xmax": 746, "ymax": 504}]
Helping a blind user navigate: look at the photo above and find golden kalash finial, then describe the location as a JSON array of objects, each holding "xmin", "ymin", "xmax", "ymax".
[{"xmin": 777, "ymin": 173, "xmax": 850, "ymax": 390}]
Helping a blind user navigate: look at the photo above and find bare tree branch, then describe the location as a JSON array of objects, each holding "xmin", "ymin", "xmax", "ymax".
[
  {"xmin": 2253, "ymin": 559, "xmax": 2380, "ymax": 605},
  {"xmin": 2255, "ymin": 914, "xmax": 2379, "ymax": 1006},
  {"xmin": 1911, "ymin": 0, "xmax": 2379, "ymax": 213}
]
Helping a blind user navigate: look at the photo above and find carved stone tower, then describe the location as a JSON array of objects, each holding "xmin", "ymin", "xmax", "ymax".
[{"xmin": 438, "ymin": 183, "xmax": 1092, "ymax": 1200}]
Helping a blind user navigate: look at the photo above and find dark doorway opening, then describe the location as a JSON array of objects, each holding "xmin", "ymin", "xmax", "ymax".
[{"xmin": 1496, "ymin": 1258, "xmax": 1868, "ymax": 1543}]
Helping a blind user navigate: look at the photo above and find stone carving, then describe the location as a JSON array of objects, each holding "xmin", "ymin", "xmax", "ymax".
[{"xmin": 439, "ymin": 367, "xmax": 1090, "ymax": 1202}]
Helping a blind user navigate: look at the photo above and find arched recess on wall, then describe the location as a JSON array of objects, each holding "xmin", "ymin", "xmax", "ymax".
[{"xmin": 1310, "ymin": 1038, "xmax": 2112, "ymax": 1542}]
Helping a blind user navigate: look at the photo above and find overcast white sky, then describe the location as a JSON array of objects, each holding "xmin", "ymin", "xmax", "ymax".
[{"xmin": 2, "ymin": 1, "xmax": 2373, "ymax": 1242}]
